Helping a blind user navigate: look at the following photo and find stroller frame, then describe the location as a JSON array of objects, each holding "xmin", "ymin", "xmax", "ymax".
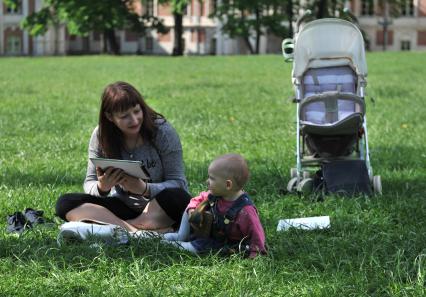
[{"xmin": 282, "ymin": 15, "xmax": 381, "ymax": 195}]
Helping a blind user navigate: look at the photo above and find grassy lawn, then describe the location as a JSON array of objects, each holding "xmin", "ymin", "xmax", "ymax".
[{"xmin": 0, "ymin": 52, "xmax": 426, "ymax": 296}]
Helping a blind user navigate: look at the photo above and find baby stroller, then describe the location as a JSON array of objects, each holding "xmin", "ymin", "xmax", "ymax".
[{"xmin": 282, "ymin": 16, "xmax": 382, "ymax": 196}]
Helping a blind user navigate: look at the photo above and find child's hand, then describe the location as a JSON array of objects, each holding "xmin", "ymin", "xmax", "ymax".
[
  {"xmin": 188, "ymin": 209, "xmax": 203, "ymax": 226},
  {"xmin": 188, "ymin": 208, "xmax": 213, "ymax": 237}
]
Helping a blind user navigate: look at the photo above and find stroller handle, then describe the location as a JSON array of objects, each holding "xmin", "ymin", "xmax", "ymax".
[
  {"xmin": 282, "ymin": 38, "xmax": 294, "ymax": 62},
  {"xmin": 295, "ymin": 10, "xmax": 312, "ymax": 34}
]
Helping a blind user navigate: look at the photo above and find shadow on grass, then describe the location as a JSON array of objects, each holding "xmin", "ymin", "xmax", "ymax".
[
  {"xmin": 0, "ymin": 228, "xmax": 245, "ymax": 270},
  {"xmin": 1, "ymin": 151, "xmax": 425, "ymax": 278}
]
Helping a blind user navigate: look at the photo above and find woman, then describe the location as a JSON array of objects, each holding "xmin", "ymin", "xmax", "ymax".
[{"xmin": 56, "ymin": 81, "xmax": 191, "ymax": 232}]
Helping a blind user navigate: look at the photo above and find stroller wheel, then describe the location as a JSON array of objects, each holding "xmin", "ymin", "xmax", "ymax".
[
  {"xmin": 287, "ymin": 177, "xmax": 298, "ymax": 193},
  {"xmin": 373, "ymin": 175, "xmax": 382, "ymax": 195},
  {"xmin": 297, "ymin": 178, "xmax": 314, "ymax": 195},
  {"xmin": 290, "ymin": 168, "xmax": 298, "ymax": 178}
]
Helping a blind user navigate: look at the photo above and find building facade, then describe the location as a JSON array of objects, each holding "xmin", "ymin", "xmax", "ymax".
[
  {"xmin": 1, "ymin": 0, "xmax": 426, "ymax": 56},
  {"xmin": 0, "ymin": 0, "xmax": 282, "ymax": 56},
  {"xmin": 351, "ymin": 0, "xmax": 426, "ymax": 51}
]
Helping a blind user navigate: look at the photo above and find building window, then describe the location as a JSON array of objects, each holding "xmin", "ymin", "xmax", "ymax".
[
  {"xmin": 5, "ymin": 0, "xmax": 22, "ymax": 14},
  {"xmin": 6, "ymin": 35, "xmax": 21, "ymax": 55},
  {"xmin": 376, "ymin": 30, "xmax": 394, "ymax": 45},
  {"xmin": 418, "ymin": 31, "xmax": 426, "ymax": 46},
  {"xmin": 145, "ymin": 0, "xmax": 154, "ymax": 15},
  {"xmin": 198, "ymin": 29, "xmax": 206, "ymax": 42},
  {"xmin": 361, "ymin": 0, "xmax": 374, "ymax": 16},
  {"xmin": 210, "ymin": 37, "xmax": 216, "ymax": 55},
  {"xmin": 125, "ymin": 30, "xmax": 139, "ymax": 42},
  {"xmin": 401, "ymin": 40, "xmax": 411, "ymax": 50},
  {"xmin": 145, "ymin": 37, "xmax": 153, "ymax": 51},
  {"xmin": 401, "ymin": 0, "xmax": 414, "ymax": 16}
]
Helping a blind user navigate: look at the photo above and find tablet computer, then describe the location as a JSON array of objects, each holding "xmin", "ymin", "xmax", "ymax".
[{"xmin": 90, "ymin": 157, "xmax": 150, "ymax": 180}]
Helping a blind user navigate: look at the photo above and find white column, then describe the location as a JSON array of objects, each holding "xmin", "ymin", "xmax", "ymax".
[
  {"xmin": 214, "ymin": 0, "xmax": 225, "ymax": 55},
  {"xmin": 259, "ymin": 35, "xmax": 267, "ymax": 54}
]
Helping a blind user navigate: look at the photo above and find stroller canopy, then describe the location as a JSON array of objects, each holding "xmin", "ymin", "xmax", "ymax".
[{"xmin": 293, "ymin": 18, "xmax": 367, "ymax": 79}]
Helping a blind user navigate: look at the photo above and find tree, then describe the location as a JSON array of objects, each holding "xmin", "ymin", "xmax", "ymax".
[
  {"xmin": 8, "ymin": 0, "xmax": 166, "ymax": 55},
  {"xmin": 304, "ymin": 0, "xmax": 346, "ymax": 19},
  {"xmin": 157, "ymin": 0, "xmax": 190, "ymax": 56},
  {"xmin": 284, "ymin": 0, "xmax": 297, "ymax": 38},
  {"xmin": 303, "ymin": 0, "xmax": 403, "ymax": 51},
  {"xmin": 212, "ymin": 0, "xmax": 289, "ymax": 54}
]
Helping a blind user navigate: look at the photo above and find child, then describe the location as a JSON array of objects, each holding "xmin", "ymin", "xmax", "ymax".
[{"xmin": 163, "ymin": 154, "xmax": 266, "ymax": 258}]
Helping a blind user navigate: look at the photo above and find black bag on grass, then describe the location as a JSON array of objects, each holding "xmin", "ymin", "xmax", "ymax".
[{"xmin": 321, "ymin": 160, "xmax": 372, "ymax": 196}]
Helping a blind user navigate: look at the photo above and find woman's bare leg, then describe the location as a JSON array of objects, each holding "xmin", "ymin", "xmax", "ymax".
[
  {"xmin": 66, "ymin": 203, "xmax": 138, "ymax": 232},
  {"xmin": 126, "ymin": 199, "xmax": 175, "ymax": 231}
]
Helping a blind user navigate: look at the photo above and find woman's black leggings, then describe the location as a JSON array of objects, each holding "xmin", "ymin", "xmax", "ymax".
[{"xmin": 55, "ymin": 188, "xmax": 191, "ymax": 223}]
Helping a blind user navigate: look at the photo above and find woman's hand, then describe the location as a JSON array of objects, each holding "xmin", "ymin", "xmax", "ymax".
[
  {"xmin": 120, "ymin": 174, "xmax": 148, "ymax": 196},
  {"xmin": 96, "ymin": 167, "xmax": 126, "ymax": 193}
]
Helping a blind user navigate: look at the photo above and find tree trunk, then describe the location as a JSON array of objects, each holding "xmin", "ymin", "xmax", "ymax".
[
  {"xmin": 255, "ymin": 7, "xmax": 261, "ymax": 54},
  {"xmin": 104, "ymin": 28, "xmax": 120, "ymax": 55},
  {"xmin": 287, "ymin": 0, "xmax": 294, "ymax": 38},
  {"xmin": 330, "ymin": 0, "xmax": 337, "ymax": 17},
  {"xmin": 172, "ymin": 12, "xmax": 184, "ymax": 56},
  {"xmin": 243, "ymin": 37, "xmax": 254, "ymax": 54},
  {"xmin": 316, "ymin": 0, "xmax": 328, "ymax": 19}
]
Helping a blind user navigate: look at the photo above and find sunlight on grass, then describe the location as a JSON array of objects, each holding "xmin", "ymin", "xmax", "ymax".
[{"xmin": 1, "ymin": 53, "xmax": 426, "ymax": 296}]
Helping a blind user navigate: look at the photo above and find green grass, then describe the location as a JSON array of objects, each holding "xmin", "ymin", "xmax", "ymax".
[{"xmin": 1, "ymin": 52, "xmax": 426, "ymax": 296}]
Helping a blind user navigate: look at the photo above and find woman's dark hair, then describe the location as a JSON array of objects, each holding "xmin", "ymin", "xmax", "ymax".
[{"xmin": 98, "ymin": 81, "xmax": 164, "ymax": 158}]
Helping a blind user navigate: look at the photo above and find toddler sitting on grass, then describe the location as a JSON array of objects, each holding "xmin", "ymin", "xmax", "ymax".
[{"xmin": 163, "ymin": 153, "xmax": 266, "ymax": 258}]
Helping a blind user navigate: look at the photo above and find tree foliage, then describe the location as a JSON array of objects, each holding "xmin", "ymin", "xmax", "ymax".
[
  {"xmin": 14, "ymin": 0, "xmax": 166, "ymax": 55},
  {"xmin": 212, "ymin": 0, "xmax": 291, "ymax": 54},
  {"xmin": 157, "ymin": 0, "xmax": 190, "ymax": 56}
]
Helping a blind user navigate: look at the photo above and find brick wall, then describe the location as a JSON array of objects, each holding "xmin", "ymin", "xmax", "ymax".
[
  {"xmin": 190, "ymin": 0, "xmax": 194, "ymax": 16},
  {"xmin": 199, "ymin": 29, "xmax": 205, "ymax": 42},
  {"xmin": 418, "ymin": 30, "xmax": 426, "ymax": 45},
  {"xmin": 28, "ymin": 0, "xmax": 35, "ymax": 14},
  {"xmin": 191, "ymin": 29, "xmax": 206, "ymax": 43},
  {"xmin": 158, "ymin": 3, "xmax": 171, "ymax": 16},
  {"xmin": 420, "ymin": 0, "xmax": 426, "ymax": 17},
  {"xmin": 376, "ymin": 30, "xmax": 393, "ymax": 45}
]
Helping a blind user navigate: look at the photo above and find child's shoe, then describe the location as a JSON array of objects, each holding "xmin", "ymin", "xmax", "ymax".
[{"xmin": 163, "ymin": 232, "xmax": 179, "ymax": 241}]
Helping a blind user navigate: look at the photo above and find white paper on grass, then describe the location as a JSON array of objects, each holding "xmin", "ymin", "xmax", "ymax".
[{"xmin": 277, "ymin": 216, "xmax": 330, "ymax": 231}]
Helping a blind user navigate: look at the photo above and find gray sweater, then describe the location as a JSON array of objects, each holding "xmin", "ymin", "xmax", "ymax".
[{"xmin": 83, "ymin": 120, "xmax": 188, "ymax": 210}]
